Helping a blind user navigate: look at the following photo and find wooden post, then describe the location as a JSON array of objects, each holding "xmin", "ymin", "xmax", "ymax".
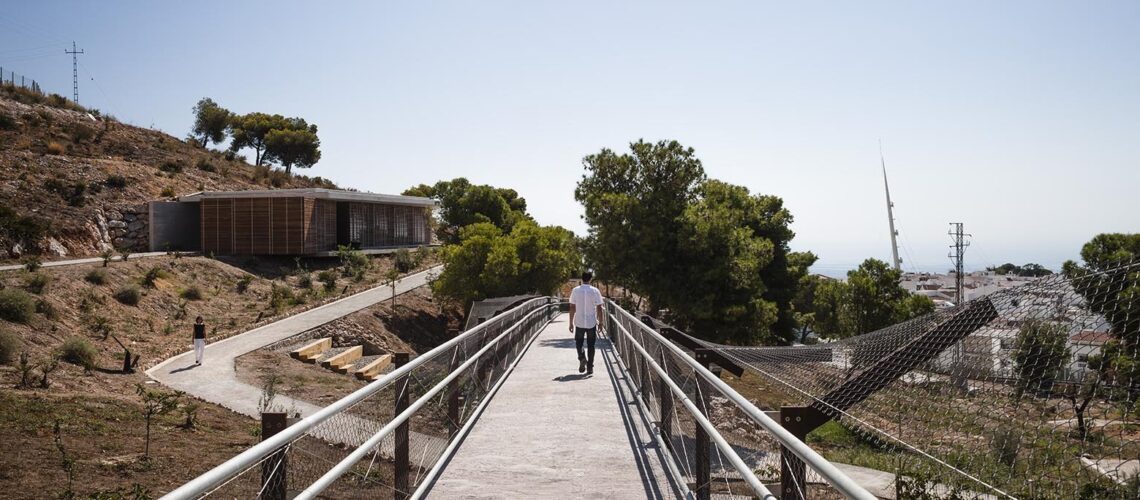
[
  {"xmin": 260, "ymin": 412, "xmax": 288, "ymax": 500},
  {"xmin": 693, "ymin": 349, "xmax": 713, "ymax": 500},
  {"xmin": 394, "ymin": 352, "xmax": 411, "ymax": 500}
]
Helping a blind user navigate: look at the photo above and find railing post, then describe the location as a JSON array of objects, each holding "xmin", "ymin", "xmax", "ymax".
[
  {"xmin": 394, "ymin": 352, "xmax": 411, "ymax": 500},
  {"xmin": 658, "ymin": 361, "xmax": 673, "ymax": 451},
  {"xmin": 694, "ymin": 349, "xmax": 713, "ymax": 500},
  {"xmin": 448, "ymin": 350, "xmax": 462, "ymax": 440},
  {"xmin": 260, "ymin": 412, "xmax": 288, "ymax": 500},
  {"xmin": 778, "ymin": 406, "xmax": 818, "ymax": 500}
]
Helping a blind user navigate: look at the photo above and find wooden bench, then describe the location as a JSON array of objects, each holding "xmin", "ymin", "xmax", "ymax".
[
  {"xmin": 290, "ymin": 337, "xmax": 331, "ymax": 363},
  {"xmin": 354, "ymin": 354, "xmax": 393, "ymax": 381}
]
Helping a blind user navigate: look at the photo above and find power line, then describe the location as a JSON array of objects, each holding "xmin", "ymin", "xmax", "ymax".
[
  {"xmin": 947, "ymin": 222, "xmax": 971, "ymax": 304},
  {"xmin": 64, "ymin": 41, "xmax": 83, "ymax": 104}
]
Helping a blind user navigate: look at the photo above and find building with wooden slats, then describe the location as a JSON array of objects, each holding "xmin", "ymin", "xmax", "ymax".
[{"xmin": 149, "ymin": 189, "xmax": 436, "ymax": 256}]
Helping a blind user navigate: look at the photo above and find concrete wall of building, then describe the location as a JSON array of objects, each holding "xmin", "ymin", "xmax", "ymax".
[{"xmin": 149, "ymin": 201, "xmax": 201, "ymax": 252}]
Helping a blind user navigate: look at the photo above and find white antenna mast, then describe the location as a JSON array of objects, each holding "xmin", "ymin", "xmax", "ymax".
[{"xmin": 881, "ymin": 140, "xmax": 903, "ymax": 271}]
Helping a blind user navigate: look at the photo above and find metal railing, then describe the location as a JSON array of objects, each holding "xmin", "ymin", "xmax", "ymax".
[
  {"xmin": 604, "ymin": 300, "xmax": 876, "ymax": 500},
  {"xmin": 162, "ymin": 296, "xmax": 560, "ymax": 500}
]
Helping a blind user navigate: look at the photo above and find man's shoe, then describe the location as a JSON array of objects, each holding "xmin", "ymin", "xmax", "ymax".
[
  {"xmin": 586, "ymin": 364, "xmax": 594, "ymax": 375},
  {"xmin": 578, "ymin": 359, "xmax": 586, "ymax": 373}
]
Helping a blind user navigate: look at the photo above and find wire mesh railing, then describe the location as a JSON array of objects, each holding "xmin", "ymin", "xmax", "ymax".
[
  {"xmin": 162, "ymin": 296, "xmax": 560, "ymax": 500},
  {"xmin": 604, "ymin": 300, "xmax": 876, "ymax": 500}
]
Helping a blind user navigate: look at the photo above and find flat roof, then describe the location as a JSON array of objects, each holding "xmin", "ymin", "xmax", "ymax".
[{"xmin": 178, "ymin": 188, "xmax": 437, "ymax": 207}]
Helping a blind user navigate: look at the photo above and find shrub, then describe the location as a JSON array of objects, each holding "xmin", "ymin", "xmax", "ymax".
[
  {"xmin": 114, "ymin": 285, "xmax": 141, "ymax": 305},
  {"xmin": 24, "ymin": 272, "xmax": 51, "ymax": 294},
  {"xmin": 180, "ymin": 286, "xmax": 203, "ymax": 301},
  {"xmin": 337, "ymin": 245, "xmax": 370, "ymax": 276},
  {"xmin": 105, "ymin": 175, "xmax": 128, "ymax": 188},
  {"xmin": 297, "ymin": 273, "xmax": 313, "ymax": 289},
  {"xmin": 317, "ymin": 270, "xmax": 337, "ymax": 292},
  {"xmin": 236, "ymin": 275, "xmax": 253, "ymax": 294},
  {"xmin": 23, "ymin": 256, "xmax": 42, "ymax": 272},
  {"xmin": 0, "ymin": 112, "xmax": 16, "ymax": 130},
  {"xmin": 991, "ymin": 426, "xmax": 1021, "ymax": 467},
  {"xmin": 68, "ymin": 122, "xmax": 96, "ymax": 143},
  {"xmin": 100, "ymin": 249, "xmax": 115, "ymax": 266},
  {"xmin": 0, "ymin": 207, "xmax": 51, "ymax": 245},
  {"xmin": 0, "ymin": 288, "xmax": 36, "ymax": 323},
  {"xmin": 269, "ymin": 284, "xmax": 295, "ymax": 312},
  {"xmin": 35, "ymin": 298, "xmax": 58, "ymax": 320},
  {"xmin": 87, "ymin": 315, "xmax": 113, "ymax": 339},
  {"xmin": 141, "ymin": 266, "xmax": 170, "ymax": 287},
  {"xmin": 394, "ymin": 249, "xmax": 415, "ymax": 273},
  {"xmin": 46, "ymin": 141, "xmax": 65, "ymax": 155},
  {"xmin": 59, "ymin": 336, "xmax": 97, "ymax": 370},
  {"xmin": 159, "ymin": 160, "xmax": 184, "ymax": 174},
  {"xmin": 85, "ymin": 269, "xmax": 107, "ymax": 284},
  {"xmin": 44, "ymin": 178, "xmax": 87, "ymax": 207},
  {"xmin": 0, "ymin": 329, "xmax": 20, "ymax": 365},
  {"xmin": 195, "ymin": 158, "xmax": 216, "ymax": 173},
  {"xmin": 160, "ymin": 186, "xmax": 176, "ymax": 198}
]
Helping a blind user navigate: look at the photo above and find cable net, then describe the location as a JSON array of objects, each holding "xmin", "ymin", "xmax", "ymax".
[
  {"xmin": 193, "ymin": 298, "xmax": 558, "ymax": 499},
  {"xmin": 677, "ymin": 259, "xmax": 1140, "ymax": 499}
]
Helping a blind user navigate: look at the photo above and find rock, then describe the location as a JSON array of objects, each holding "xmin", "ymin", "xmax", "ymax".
[
  {"xmin": 9, "ymin": 243, "xmax": 22, "ymax": 258},
  {"xmin": 108, "ymin": 220, "xmax": 127, "ymax": 229},
  {"xmin": 128, "ymin": 220, "xmax": 146, "ymax": 232},
  {"xmin": 107, "ymin": 210, "xmax": 123, "ymax": 220},
  {"xmin": 47, "ymin": 237, "xmax": 68, "ymax": 256},
  {"xmin": 123, "ymin": 213, "xmax": 136, "ymax": 222}
]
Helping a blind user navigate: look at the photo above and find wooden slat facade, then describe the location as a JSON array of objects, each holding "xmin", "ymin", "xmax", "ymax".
[{"xmin": 200, "ymin": 196, "xmax": 430, "ymax": 256}]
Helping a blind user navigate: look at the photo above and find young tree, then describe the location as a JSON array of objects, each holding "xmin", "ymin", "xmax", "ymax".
[
  {"xmin": 136, "ymin": 384, "xmax": 182, "ymax": 459},
  {"xmin": 264, "ymin": 120, "xmax": 321, "ymax": 175},
  {"xmin": 191, "ymin": 97, "xmax": 232, "ymax": 147},
  {"xmin": 1012, "ymin": 319, "xmax": 1070, "ymax": 398}
]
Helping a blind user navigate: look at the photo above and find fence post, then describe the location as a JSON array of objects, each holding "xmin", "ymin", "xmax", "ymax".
[
  {"xmin": 693, "ymin": 349, "xmax": 713, "ymax": 500},
  {"xmin": 260, "ymin": 412, "xmax": 288, "ymax": 500},
  {"xmin": 448, "ymin": 350, "xmax": 462, "ymax": 440},
  {"xmin": 658, "ymin": 358, "xmax": 673, "ymax": 451},
  {"xmin": 394, "ymin": 352, "xmax": 411, "ymax": 500}
]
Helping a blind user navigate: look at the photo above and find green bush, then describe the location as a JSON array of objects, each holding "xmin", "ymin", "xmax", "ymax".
[
  {"xmin": 35, "ymin": 298, "xmax": 58, "ymax": 320},
  {"xmin": 0, "ymin": 329, "xmax": 20, "ymax": 365},
  {"xmin": 141, "ymin": 266, "xmax": 170, "ymax": 287},
  {"xmin": 59, "ymin": 337, "xmax": 97, "ymax": 369},
  {"xmin": 160, "ymin": 186, "xmax": 176, "ymax": 198},
  {"xmin": 269, "ymin": 284, "xmax": 295, "ymax": 312},
  {"xmin": 195, "ymin": 158, "xmax": 216, "ymax": 173},
  {"xmin": 85, "ymin": 269, "xmax": 107, "ymax": 285},
  {"xmin": 297, "ymin": 273, "xmax": 313, "ymax": 289},
  {"xmin": 0, "ymin": 206, "xmax": 51, "ymax": 245},
  {"xmin": 105, "ymin": 175, "xmax": 128, "ymax": 188},
  {"xmin": 24, "ymin": 272, "xmax": 51, "ymax": 294},
  {"xmin": 337, "ymin": 245, "xmax": 370, "ymax": 276},
  {"xmin": 180, "ymin": 286, "xmax": 203, "ymax": 301},
  {"xmin": 0, "ymin": 288, "xmax": 36, "ymax": 324},
  {"xmin": 23, "ymin": 256, "xmax": 42, "ymax": 272},
  {"xmin": 236, "ymin": 275, "xmax": 253, "ymax": 294},
  {"xmin": 159, "ymin": 160, "xmax": 184, "ymax": 174},
  {"xmin": 113, "ymin": 285, "xmax": 141, "ymax": 306},
  {"xmin": 0, "ymin": 112, "xmax": 16, "ymax": 130},
  {"xmin": 317, "ymin": 270, "xmax": 337, "ymax": 292},
  {"xmin": 394, "ymin": 249, "xmax": 415, "ymax": 273}
]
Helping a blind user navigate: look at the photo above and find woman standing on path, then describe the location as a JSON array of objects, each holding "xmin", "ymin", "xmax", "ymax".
[{"xmin": 193, "ymin": 316, "xmax": 206, "ymax": 365}]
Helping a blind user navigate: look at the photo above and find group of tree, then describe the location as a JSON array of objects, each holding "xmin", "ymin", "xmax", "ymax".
[
  {"xmin": 408, "ymin": 178, "xmax": 579, "ymax": 312},
  {"xmin": 796, "ymin": 259, "xmax": 935, "ymax": 341},
  {"xmin": 986, "ymin": 262, "xmax": 1053, "ymax": 277},
  {"xmin": 191, "ymin": 97, "xmax": 321, "ymax": 174}
]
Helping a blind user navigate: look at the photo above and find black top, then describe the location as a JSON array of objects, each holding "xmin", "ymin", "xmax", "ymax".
[{"xmin": 193, "ymin": 323, "xmax": 206, "ymax": 339}]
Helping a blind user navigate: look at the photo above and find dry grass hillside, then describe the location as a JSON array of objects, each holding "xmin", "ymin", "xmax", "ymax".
[{"xmin": 0, "ymin": 83, "xmax": 337, "ymax": 260}]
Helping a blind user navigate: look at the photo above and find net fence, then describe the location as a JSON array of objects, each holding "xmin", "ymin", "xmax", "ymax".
[
  {"xmin": 172, "ymin": 297, "xmax": 559, "ymax": 500},
  {"xmin": 659, "ymin": 259, "xmax": 1140, "ymax": 499}
]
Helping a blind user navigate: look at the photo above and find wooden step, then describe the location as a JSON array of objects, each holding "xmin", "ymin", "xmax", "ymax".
[
  {"xmin": 354, "ymin": 354, "xmax": 393, "ymax": 381},
  {"xmin": 321, "ymin": 345, "xmax": 363, "ymax": 372},
  {"xmin": 290, "ymin": 337, "xmax": 331, "ymax": 363}
]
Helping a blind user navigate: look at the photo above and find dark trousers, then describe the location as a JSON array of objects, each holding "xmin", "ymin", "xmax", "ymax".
[{"xmin": 575, "ymin": 326, "xmax": 597, "ymax": 366}]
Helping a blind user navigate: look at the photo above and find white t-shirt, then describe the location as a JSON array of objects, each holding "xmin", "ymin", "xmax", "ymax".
[{"xmin": 570, "ymin": 284, "xmax": 604, "ymax": 328}]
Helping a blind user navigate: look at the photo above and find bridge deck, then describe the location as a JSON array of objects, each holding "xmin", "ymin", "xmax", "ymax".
[{"xmin": 427, "ymin": 313, "xmax": 681, "ymax": 499}]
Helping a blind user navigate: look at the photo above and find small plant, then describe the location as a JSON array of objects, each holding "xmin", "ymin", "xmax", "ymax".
[
  {"xmin": 195, "ymin": 158, "xmax": 216, "ymax": 173},
  {"xmin": 17, "ymin": 351, "xmax": 35, "ymax": 388},
  {"xmin": 141, "ymin": 266, "xmax": 170, "ymax": 287},
  {"xmin": 24, "ymin": 272, "xmax": 51, "ymax": 294},
  {"xmin": 257, "ymin": 374, "xmax": 281, "ymax": 414},
  {"xmin": 136, "ymin": 384, "xmax": 182, "ymax": 459},
  {"xmin": 318, "ymin": 270, "xmax": 337, "ymax": 292},
  {"xmin": 87, "ymin": 315, "xmax": 113, "ymax": 339},
  {"xmin": 119, "ymin": 248, "xmax": 132, "ymax": 261},
  {"xmin": 269, "ymin": 284, "xmax": 295, "ymax": 313},
  {"xmin": 0, "ymin": 288, "xmax": 36, "ymax": 324},
  {"xmin": 39, "ymin": 355, "xmax": 59, "ymax": 388},
  {"xmin": 85, "ymin": 268, "xmax": 108, "ymax": 284},
  {"xmin": 160, "ymin": 186, "xmax": 176, "ymax": 198},
  {"xmin": 173, "ymin": 300, "xmax": 189, "ymax": 320},
  {"xmin": 105, "ymin": 175, "xmax": 128, "ymax": 189},
  {"xmin": 68, "ymin": 122, "xmax": 96, "ymax": 143},
  {"xmin": 78, "ymin": 288, "xmax": 105, "ymax": 313},
  {"xmin": 385, "ymin": 268, "xmax": 400, "ymax": 305},
  {"xmin": 53, "ymin": 421, "xmax": 76, "ymax": 498},
  {"xmin": 236, "ymin": 275, "xmax": 253, "ymax": 294},
  {"xmin": 297, "ymin": 273, "xmax": 313, "ymax": 289},
  {"xmin": 180, "ymin": 286, "xmax": 203, "ymax": 301},
  {"xmin": 337, "ymin": 245, "xmax": 370, "ymax": 277},
  {"xmin": 46, "ymin": 141, "xmax": 65, "ymax": 155},
  {"xmin": 181, "ymin": 401, "xmax": 201, "ymax": 430},
  {"xmin": 114, "ymin": 285, "xmax": 142, "ymax": 305},
  {"xmin": 0, "ymin": 329, "xmax": 20, "ymax": 364},
  {"xmin": 394, "ymin": 248, "xmax": 415, "ymax": 273},
  {"xmin": 35, "ymin": 298, "xmax": 58, "ymax": 320},
  {"xmin": 162, "ymin": 322, "xmax": 175, "ymax": 336},
  {"xmin": 23, "ymin": 256, "xmax": 42, "ymax": 272},
  {"xmin": 100, "ymin": 248, "xmax": 115, "ymax": 266},
  {"xmin": 59, "ymin": 336, "xmax": 97, "ymax": 370},
  {"xmin": 158, "ymin": 160, "xmax": 184, "ymax": 174}
]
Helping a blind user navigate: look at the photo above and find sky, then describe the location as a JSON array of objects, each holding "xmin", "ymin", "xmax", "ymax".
[{"xmin": 2, "ymin": 1, "xmax": 1137, "ymax": 276}]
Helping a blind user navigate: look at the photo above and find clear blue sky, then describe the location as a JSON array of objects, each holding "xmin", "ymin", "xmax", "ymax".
[{"xmin": 3, "ymin": 1, "xmax": 1137, "ymax": 275}]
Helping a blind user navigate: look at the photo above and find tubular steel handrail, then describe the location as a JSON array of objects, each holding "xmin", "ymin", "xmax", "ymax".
[
  {"xmin": 162, "ymin": 296, "xmax": 559, "ymax": 500},
  {"xmin": 605, "ymin": 300, "xmax": 877, "ymax": 500}
]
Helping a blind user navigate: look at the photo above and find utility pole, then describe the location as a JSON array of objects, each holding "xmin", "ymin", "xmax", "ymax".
[
  {"xmin": 65, "ymin": 41, "xmax": 84, "ymax": 104},
  {"xmin": 881, "ymin": 142, "xmax": 902, "ymax": 271},
  {"xmin": 948, "ymin": 223, "xmax": 970, "ymax": 305}
]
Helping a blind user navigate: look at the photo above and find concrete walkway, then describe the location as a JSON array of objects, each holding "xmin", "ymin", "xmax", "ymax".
[
  {"xmin": 0, "ymin": 251, "xmax": 196, "ymax": 272},
  {"xmin": 427, "ymin": 314, "xmax": 682, "ymax": 499},
  {"xmin": 146, "ymin": 266, "xmax": 440, "ymax": 419}
]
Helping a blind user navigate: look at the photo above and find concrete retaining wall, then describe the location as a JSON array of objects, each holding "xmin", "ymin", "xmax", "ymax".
[{"xmin": 149, "ymin": 201, "xmax": 201, "ymax": 252}]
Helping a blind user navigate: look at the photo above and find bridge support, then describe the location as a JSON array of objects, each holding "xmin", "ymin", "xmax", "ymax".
[
  {"xmin": 777, "ymin": 406, "xmax": 829, "ymax": 500},
  {"xmin": 260, "ymin": 412, "xmax": 288, "ymax": 500},
  {"xmin": 394, "ymin": 352, "xmax": 411, "ymax": 500}
]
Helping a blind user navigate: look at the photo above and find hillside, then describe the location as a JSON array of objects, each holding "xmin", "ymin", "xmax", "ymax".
[{"xmin": 0, "ymin": 84, "xmax": 337, "ymax": 260}]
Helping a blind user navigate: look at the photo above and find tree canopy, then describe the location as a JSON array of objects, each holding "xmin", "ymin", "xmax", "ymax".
[
  {"xmin": 264, "ymin": 120, "xmax": 321, "ymax": 175},
  {"xmin": 806, "ymin": 259, "xmax": 935, "ymax": 339},
  {"xmin": 403, "ymin": 178, "xmax": 531, "ymax": 244},
  {"xmin": 987, "ymin": 262, "xmax": 1053, "ymax": 277},
  {"xmin": 191, "ymin": 97, "xmax": 231, "ymax": 147},
  {"xmin": 575, "ymin": 139, "xmax": 812, "ymax": 345}
]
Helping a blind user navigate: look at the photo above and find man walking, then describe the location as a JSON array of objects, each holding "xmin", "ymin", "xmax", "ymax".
[
  {"xmin": 193, "ymin": 316, "xmax": 206, "ymax": 365},
  {"xmin": 568, "ymin": 271, "xmax": 605, "ymax": 375}
]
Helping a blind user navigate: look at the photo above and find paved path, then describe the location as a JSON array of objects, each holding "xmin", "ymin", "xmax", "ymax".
[
  {"xmin": 0, "ymin": 251, "xmax": 196, "ymax": 272},
  {"xmin": 146, "ymin": 266, "xmax": 440, "ymax": 419},
  {"xmin": 427, "ymin": 314, "xmax": 681, "ymax": 499}
]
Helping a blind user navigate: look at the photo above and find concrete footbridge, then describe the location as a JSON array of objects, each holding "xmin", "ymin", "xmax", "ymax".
[{"xmin": 159, "ymin": 298, "xmax": 877, "ymax": 500}]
